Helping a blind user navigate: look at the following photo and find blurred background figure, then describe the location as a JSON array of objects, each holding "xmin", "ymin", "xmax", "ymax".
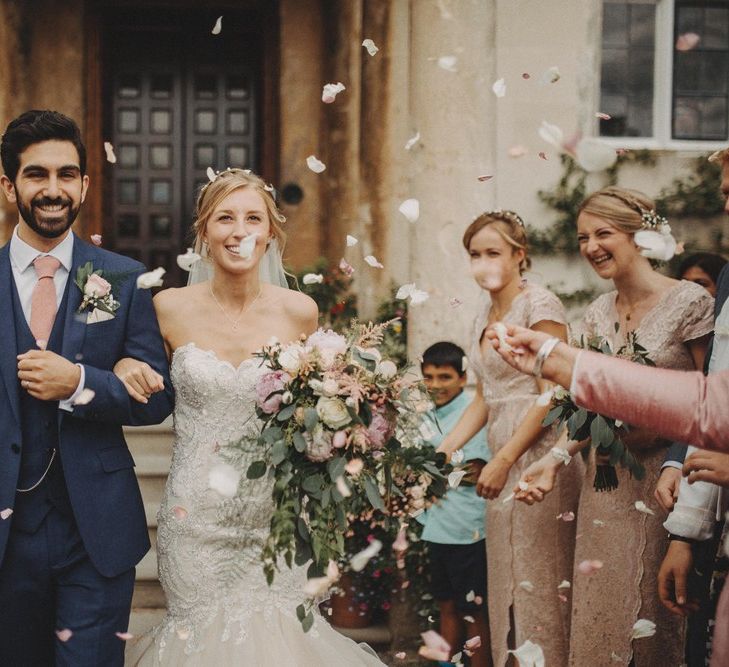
[{"xmin": 678, "ymin": 253, "xmax": 727, "ymax": 298}]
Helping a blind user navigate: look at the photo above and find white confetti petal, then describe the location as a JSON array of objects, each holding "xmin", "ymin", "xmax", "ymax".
[
  {"xmin": 577, "ymin": 559, "xmax": 603, "ymax": 575},
  {"xmin": 593, "ymin": 519, "xmax": 606, "ymax": 527},
  {"xmin": 398, "ymin": 198, "xmax": 420, "ymax": 223},
  {"xmin": 306, "ymin": 155, "xmax": 326, "ymax": 173},
  {"xmin": 501, "ymin": 492, "xmax": 515, "ymax": 504},
  {"xmin": 136, "ymin": 267, "xmax": 166, "ymax": 289},
  {"xmin": 463, "ymin": 615, "xmax": 475, "ymax": 623},
  {"xmin": 90, "ymin": 234, "xmax": 102, "ymax": 246},
  {"xmin": 346, "ymin": 234, "xmax": 358, "ymax": 247},
  {"xmin": 302, "ymin": 273, "xmax": 324, "ymax": 285},
  {"xmin": 409, "ymin": 288, "xmax": 429, "ymax": 305},
  {"xmin": 171, "ymin": 505, "xmax": 188, "ymax": 520},
  {"xmin": 493, "ymin": 322, "xmax": 513, "ymax": 352},
  {"xmin": 0, "ymin": 508, "xmax": 13, "ymax": 520},
  {"xmin": 73, "ymin": 388, "xmax": 96, "ymax": 406},
  {"xmin": 518, "ymin": 481, "xmax": 529, "ymax": 492},
  {"xmin": 404, "ymin": 132, "xmax": 421, "ymax": 151},
  {"xmin": 596, "ymin": 112, "xmax": 611, "ymax": 120},
  {"xmin": 539, "ymin": 66, "xmax": 561, "ymax": 85},
  {"xmin": 437, "ymin": 55, "xmax": 458, "ymax": 72},
  {"xmin": 538, "ymin": 121, "xmax": 564, "ymax": 150},
  {"xmin": 322, "ymin": 82, "xmax": 346, "ymax": 104},
  {"xmin": 519, "ymin": 580, "xmax": 535, "ymax": 593},
  {"xmin": 238, "ymin": 233, "xmax": 258, "ymax": 259},
  {"xmin": 448, "ymin": 470, "xmax": 467, "ymax": 489},
  {"xmin": 206, "ymin": 167, "xmax": 217, "ymax": 182},
  {"xmin": 334, "ymin": 476, "xmax": 351, "ymax": 498},
  {"xmin": 362, "ymin": 38, "xmax": 379, "ymax": 56},
  {"xmin": 176, "ymin": 248, "xmax": 201, "ymax": 272},
  {"xmin": 634, "ymin": 500, "xmax": 655, "ymax": 516},
  {"xmin": 492, "ymin": 78, "xmax": 506, "ymax": 98},
  {"xmin": 557, "ymin": 580, "xmax": 571, "ymax": 590},
  {"xmin": 115, "ymin": 632, "xmax": 134, "ymax": 641},
  {"xmin": 350, "ymin": 539, "xmax": 382, "ymax": 571},
  {"xmin": 557, "ymin": 511, "xmax": 575, "ymax": 522},
  {"xmin": 508, "ymin": 640, "xmax": 545, "ymax": 667},
  {"xmin": 364, "ymin": 255, "xmax": 384, "ymax": 269},
  {"xmin": 211, "ymin": 16, "xmax": 222, "ymax": 35},
  {"xmin": 575, "ymin": 137, "xmax": 618, "ymax": 172},
  {"xmin": 631, "ymin": 619, "xmax": 657, "ymax": 640},
  {"xmin": 536, "ymin": 389, "xmax": 555, "ymax": 406},
  {"xmin": 103, "ymin": 142, "xmax": 117, "ymax": 164},
  {"xmin": 465, "ymin": 590, "xmax": 475, "ymax": 602},
  {"xmin": 208, "ymin": 462, "xmax": 241, "ymax": 498}
]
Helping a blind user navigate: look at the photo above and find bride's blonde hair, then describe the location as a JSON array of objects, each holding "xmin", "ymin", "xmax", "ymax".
[{"xmin": 192, "ymin": 169, "xmax": 286, "ymax": 253}]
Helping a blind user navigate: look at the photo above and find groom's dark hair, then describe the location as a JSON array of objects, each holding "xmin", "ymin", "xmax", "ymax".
[{"xmin": 1, "ymin": 110, "xmax": 87, "ymax": 182}]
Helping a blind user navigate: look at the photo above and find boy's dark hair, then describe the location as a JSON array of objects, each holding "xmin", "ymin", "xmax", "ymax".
[
  {"xmin": 421, "ymin": 341, "xmax": 466, "ymax": 376},
  {"xmin": 678, "ymin": 252, "xmax": 727, "ymax": 285},
  {"xmin": 1, "ymin": 110, "xmax": 87, "ymax": 181}
]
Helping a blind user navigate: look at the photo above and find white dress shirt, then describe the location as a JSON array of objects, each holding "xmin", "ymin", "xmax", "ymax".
[
  {"xmin": 9, "ymin": 227, "xmax": 85, "ymax": 411},
  {"xmin": 663, "ymin": 299, "xmax": 729, "ymax": 540}
]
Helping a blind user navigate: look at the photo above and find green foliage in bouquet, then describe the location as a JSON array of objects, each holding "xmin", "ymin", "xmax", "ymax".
[
  {"xmin": 237, "ymin": 320, "xmax": 450, "ymax": 630},
  {"xmin": 542, "ymin": 329, "xmax": 655, "ymax": 491}
]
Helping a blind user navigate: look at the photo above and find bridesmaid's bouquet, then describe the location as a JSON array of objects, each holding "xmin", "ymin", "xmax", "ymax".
[
  {"xmin": 243, "ymin": 320, "xmax": 450, "ymax": 630},
  {"xmin": 542, "ymin": 330, "xmax": 654, "ymax": 491}
]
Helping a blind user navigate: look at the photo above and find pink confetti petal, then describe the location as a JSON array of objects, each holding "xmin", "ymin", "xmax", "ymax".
[
  {"xmin": 477, "ymin": 174, "xmax": 493, "ymax": 182},
  {"xmin": 0, "ymin": 508, "xmax": 13, "ymax": 520},
  {"xmin": 538, "ymin": 152, "xmax": 548, "ymax": 160},
  {"xmin": 115, "ymin": 632, "xmax": 134, "ymax": 641},
  {"xmin": 595, "ymin": 112, "xmax": 611, "ymax": 120},
  {"xmin": 465, "ymin": 636, "xmax": 481, "ymax": 650},
  {"xmin": 522, "ymin": 72, "xmax": 530, "ymax": 79},
  {"xmin": 56, "ymin": 629, "xmax": 73, "ymax": 642},
  {"xmin": 556, "ymin": 511, "xmax": 575, "ymax": 522},
  {"xmin": 449, "ymin": 297, "xmax": 463, "ymax": 308},
  {"xmin": 676, "ymin": 32, "xmax": 701, "ymax": 51},
  {"xmin": 508, "ymin": 145, "xmax": 528, "ymax": 158},
  {"xmin": 90, "ymin": 234, "xmax": 102, "ymax": 246},
  {"xmin": 474, "ymin": 595, "xmax": 483, "ymax": 605},
  {"xmin": 338, "ymin": 258, "xmax": 355, "ymax": 277},
  {"xmin": 172, "ymin": 506, "xmax": 188, "ymax": 520},
  {"xmin": 558, "ymin": 593, "xmax": 568, "ymax": 603},
  {"xmin": 395, "ymin": 652, "xmax": 407, "ymax": 660},
  {"xmin": 577, "ymin": 559, "xmax": 604, "ymax": 576}
]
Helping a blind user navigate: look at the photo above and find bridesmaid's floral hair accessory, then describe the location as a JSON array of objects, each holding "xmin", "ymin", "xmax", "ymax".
[{"xmin": 639, "ymin": 208, "xmax": 669, "ymax": 231}]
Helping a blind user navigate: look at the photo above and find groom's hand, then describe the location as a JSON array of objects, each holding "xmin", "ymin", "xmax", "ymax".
[{"xmin": 17, "ymin": 350, "xmax": 81, "ymax": 401}]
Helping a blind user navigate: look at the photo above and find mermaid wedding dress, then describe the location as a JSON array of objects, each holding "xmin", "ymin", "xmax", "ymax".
[{"xmin": 127, "ymin": 343, "xmax": 383, "ymax": 665}]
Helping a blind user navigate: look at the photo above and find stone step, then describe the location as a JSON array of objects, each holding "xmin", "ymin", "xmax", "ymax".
[
  {"xmin": 132, "ymin": 580, "xmax": 166, "ymax": 609},
  {"xmin": 125, "ymin": 421, "xmax": 173, "ymax": 477},
  {"xmin": 128, "ymin": 607, "xmax": 166, "ymax": 637}
]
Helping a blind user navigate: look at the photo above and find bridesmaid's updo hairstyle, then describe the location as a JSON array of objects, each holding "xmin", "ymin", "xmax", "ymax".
[
  {"xmin": 192, "ymin": 168, "xmax": 287, "ymax": 253},
  {"xmin": 462, "ymin": 209, "xmax": 532, "ymax": 274},
  {"xmin": 578, "ymin": 186, "xmax": 656, "ymax": 234}
]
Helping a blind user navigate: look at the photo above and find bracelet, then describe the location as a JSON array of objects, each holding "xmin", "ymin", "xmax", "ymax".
[
  {"xmin": 532, "ymin": 337, "xmax": 561, "ymax": 378},
  {"xmin": 668, "ymin": 534, "xmax": 696, "ymax": 544},
  {"xmin": 550, "ymin": 447, "xmax": 572, "ymax": 466}
]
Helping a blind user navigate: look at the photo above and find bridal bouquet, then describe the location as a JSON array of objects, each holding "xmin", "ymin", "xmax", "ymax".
[
  {"xmin": 243, "ymin": 320, "xmax": 450, "ymax": 629},
  {"xmin": 542, "ymin": 330, "xmax": 654, "ymax": 491}
]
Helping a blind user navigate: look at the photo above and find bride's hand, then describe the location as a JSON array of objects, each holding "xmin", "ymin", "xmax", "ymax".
[
  {"xmin": 514, "ymin": 455, "xmax": 560, "ymax": 505},
  {"xmin": 114, "ymin": 357, "xmax": 164, "ymax": 404}
]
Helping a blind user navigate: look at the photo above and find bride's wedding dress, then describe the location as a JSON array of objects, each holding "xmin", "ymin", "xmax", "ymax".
[{"xmin": 127, "ymin": 343, "xmax": 383, "ymax": 665}]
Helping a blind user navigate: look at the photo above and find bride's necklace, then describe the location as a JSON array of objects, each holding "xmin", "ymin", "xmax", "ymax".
[{"xmin": 209, "ymin": 284, "xmax": 262, "ymax": 331}]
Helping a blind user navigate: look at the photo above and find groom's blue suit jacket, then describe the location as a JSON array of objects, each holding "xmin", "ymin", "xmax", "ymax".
[{"xmin": 0, "ymin": 236, "xmax": 173, "ymax": 577}]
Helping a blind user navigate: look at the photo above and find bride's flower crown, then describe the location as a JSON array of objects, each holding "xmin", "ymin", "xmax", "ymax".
[{"xmin": 201, "ymin": 167, "xmax": 280, "ymax": 207}]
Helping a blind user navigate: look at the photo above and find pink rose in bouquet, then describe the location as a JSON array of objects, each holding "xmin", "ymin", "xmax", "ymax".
[
  {"xmin": 255, "ymin": 370, "xmax": 291, "ymax": 414},
  {"xmin": 305, "ymin": 425, "xmax": 335, "ymax": 462},
  {"xmin": 307, "ymin": 329, "xmax": 348, "ymax": 369},
  {"xmin": 366, "ymin": 405, "xmax": 395, "ymax": 449}
]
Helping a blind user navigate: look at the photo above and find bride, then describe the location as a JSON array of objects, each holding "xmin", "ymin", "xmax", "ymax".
[{"xmin": 117, "ymin": 169, "xmax": 383, "ymax": 665}]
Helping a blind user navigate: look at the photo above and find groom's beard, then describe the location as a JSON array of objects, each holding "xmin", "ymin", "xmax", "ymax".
[{"xmin": 16, "ymin": 193, "xmax": 81, "ymax": 239}]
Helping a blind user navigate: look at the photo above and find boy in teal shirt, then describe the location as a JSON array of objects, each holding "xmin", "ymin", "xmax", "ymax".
[{"xmin": 419, "ymin": 342, "xmax": 491, "ymax": 666}]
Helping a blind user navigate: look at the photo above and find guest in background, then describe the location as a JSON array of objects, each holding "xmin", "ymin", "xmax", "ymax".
[
  {"xmin": 679, "ymin": 252, "xmax": 727, "ymax": 298},
  {"xmin": 418, "ymin": 341, "xmax": 492, "ymax": 667}
]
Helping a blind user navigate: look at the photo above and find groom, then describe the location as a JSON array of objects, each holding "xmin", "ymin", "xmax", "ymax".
[{"xmin": 0, "ymin": 110, "xmax": 173, "ymax": 665}]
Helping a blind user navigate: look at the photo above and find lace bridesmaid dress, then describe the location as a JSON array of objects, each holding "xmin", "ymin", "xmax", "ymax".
[
  {"xmin": 469, "ymin": 283, "xmax": 583, "ymax": 667},
  {"xmin": 569, "ymin": 280, "xmax": 714, "ymax": 667},
  {"xmin": 126, "ymin": 343, "xmax": 383, "ymax": 666}
]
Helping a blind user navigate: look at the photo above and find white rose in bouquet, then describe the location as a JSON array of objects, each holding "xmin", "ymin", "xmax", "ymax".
[
  {"xmin": 307, "ymin": 329, "xmax": 348, "ymax": 369},
  {"xmin": 376, "ymin": 360, "xmax": 398, "ymax": 380},
  {"xmin": 316, "ymin": 396, "xmax": 351, "ymax": 429},
  {"xmin": 278, "ymin": 344, "xmax": 306, "ymax": 375}
]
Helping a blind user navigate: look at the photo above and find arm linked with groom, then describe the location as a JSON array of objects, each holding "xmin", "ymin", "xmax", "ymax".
[{"xmin": 0, "ymin": 110, "xmax": 173, "ymax": 666}]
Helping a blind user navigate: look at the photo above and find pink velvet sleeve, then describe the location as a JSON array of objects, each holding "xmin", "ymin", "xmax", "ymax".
[{"xmin": 572, "ymin": 351, "xmax": 729, "ymax": 453}]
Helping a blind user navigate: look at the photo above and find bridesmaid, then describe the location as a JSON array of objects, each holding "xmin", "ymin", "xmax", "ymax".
[
  {"xmin": 439, "ymin": 210, "xmax": 581, "ymax": 667},
  {"xmin": 516, "ymin": 187, "xmax": 714, "ymax": 666}
]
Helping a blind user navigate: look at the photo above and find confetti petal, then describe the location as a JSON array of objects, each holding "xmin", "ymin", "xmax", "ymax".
[
  {"xmin": 208, "ymin": 462, "xmax": 241, "ymax": 498},
  {"xmin": 493, "ymin": 322, "xmax": 513, "ymax": 352},
  {"xmin": 558, "ymin": 580, "xmax": 571, "ymax": 589},
  {"xmin": 73, "ymin": 388, "xmax": 96, "ymax": 406},
  {"xmin": 346, "ymin": 234, "xmax": 358, "ymax": 247},
  {"xmin": 176, "ymin": 248, "xmax": 201, "ymax": 272},
  {"xmin": 448, "ymin": 470, "xmax": 468, "ymax": 488},
  {"xmin": 593, "ymin": 519, "xmax": 606, "ymax": 527},
  {"xmin": 508, "ymin": 640, "xmax": 545, "ymax": 667},
  {"xmin": 395, "ymin": 652, "xmax": 406, "ymax": 660},
  {"xmin": 477, "ymin": 174, "xmax": 493, "ymax": 182},
  {"xmin": 463, "ymin": 615, "xmax": 475, "ymax": 623},
  {"xmin": 464, "ymin": 636, "xmax": 481, "ymax": 650},
  {"xmin": 56, "ymin": 629, "xmax": 73, "ymax": 642},
  {"xmin": 90, "ymin": 234, "xmax": 102, "ymax": 246},
  {"xmin": 577, "ymin": 559, "xmax": 604, "ymax": 576},
  {"xmin": 508, "ymin": 145, "xmax": 528, "ymax": 158},
  {"xmin": 171, "ymin": 505, "xmax": 188, "ymax": 520},
  {"xmin": 335, "ymin": 476, "xmax": 352, "ymax": 498},
  {"xmin": 595, "ymin": 112, "xmax": 611, "ymax": 120},
  {"xmin": 631, "ymin": 619, "xmax": 657, "ymax": 639},
  {"xmin": 392, "ymin": 526, "xmax": 408, "ymax": 552},
  {"xmin": 398, "ymin": 198, "xmax": 420, "ymax": 223},
  {"xmin": 350, "ymin": 539, "xmax": 382, "ymax": 571},
  {"xmin": 338, "ymin": 258, "xmax": 354, "ymax": 276},
  {"xmin": 634, "ymin": 230, "xmax": 677, "ymax": 262},
  {"xmin": 538, "ymin": 121, "xmax": 564, "ymax": 150},
  {"xmin": 676, "ymin": 32, "xmax": 701, "ymax": 51},
  {"xmin": 538, "ymin": 151, "xmax": 548, "ymax": 160},
  {"xmin": 492, "ymin": 78, "xmax": 506, "ymax": 98},
  {"xmin": 437, "ymin": 55, "xmax": 458, "ymax": 72},
  {"xmin": 465, "ymin": 590, "xmax": 475, "ymax": 602},
  {"xmin": 345, "ymin": 458, "xmax": 364, "ymax": 476},
  {"xmin": 420, "ymin": 630, "xmax": 451, "ymax": 662},
  {"xmin": 211, "ymin": 16, "xmax": 222, "ymax": 35},
  {"xmin": 634, "ymin": 500, "xmax": 655, "ymax": 515},
  {"xmin": 238, "ymin": 233, "xmax": 258, "ymax": 260},
  {"xmin": 522, "ymin": 72, "xmax": 531, "ymax": 79},
  {"xmin": 306, "ymin": 155, "xmax": 326, "ymax": 173},
  {"xmin": 302, "ymin": 273, "xmax": 324, "ymax": 285},
  {"xmin": 206, "ymin": 166, "xmax": 217, "ymax": 182},
  {"xmin": 364, "ymin": 255, "xmax": 384, "ymax": 269},
  {"xmin": 449, "ymin": 297, "xmax": 463, "ymax": 307},
  {"xmin": 539, "ymin": 66, "xmax": 561, "ymax": 84},
  {"xmin": 536, "ymin": 389, "xmax": 555, "ymax": 406},
  {"xmin": 103, "ymin": 142, "xmax": 117, "ymax": 164},
  {"xmin": 115, "ymin": 632, "xmax": 134, "ymax": 641},
  {"xmin": 557, "ymin": 511, "xmax": 575, "ymax": 522},
  {"xmin": 136, "ymin": 267, "xmax": 166, "ymax": 289},
  {"xmin": 575, "ymin": 138, "xmax": 618, "ymax": 172},
  {"xmin": 0, "ymin": 508, "xmax": 13, "ymax": 520},
  {"xmin": 362, "ymin": 38, "xmax": 379, "ymax": 56},
  {"xmin": 519, "ymin": 580, "xmax": 535, "ymax": 593},
  {"xmin": 322, "ymin": 82, "xmax": 346, "ymax": 104},
  {"xmin": 404, "ymin": 132, "xmax": 421, "ymax": 151}
]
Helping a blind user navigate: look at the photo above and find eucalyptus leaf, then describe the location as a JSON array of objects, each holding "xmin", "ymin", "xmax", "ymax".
[
  {"xmin": 542, "ymin": 405, "xmax": 563, "ymax": 427},
  {"xmin": 363, "ymin": 476, "xmax": 385, "ymax": 511},
  {"xmin": 327, "ymin": 456, "xmax": 346, "ymax": 482},
  {"xmin": 302, "ymin": 473, "xmax": 324, "ymax": 494},
  {"xmin": 276, "ymin": 403, "xmax": 296, "ymax": 422},
  {"xmin": 293, "ymin": 431, "xmax": 308, "ymax": 452},
  {"xmin": 304, "ymin": 408, "xmax": 319, "ymax": 432},
  {"xmin": 302, "ymin": 611, "xmax": 314, "ymax": 633},
  {"xmin": 247, "ymin": 460, "xmax": 267, "ymax": 479},
  {"xmin": 271, "ymin": 440, "xmax": 287, "ymax": 465}
]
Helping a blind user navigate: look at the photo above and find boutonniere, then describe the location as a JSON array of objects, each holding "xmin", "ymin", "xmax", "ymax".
[{"xmin": 75, "ymin": 262, "xmax": 120, "ymax": 323}]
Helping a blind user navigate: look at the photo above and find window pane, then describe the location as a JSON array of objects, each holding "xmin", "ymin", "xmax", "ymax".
[
  {"xmin": 226, "ymin": 145, "xmax": 248, "ymax": 166},
  {"xmin": 118, "ymin": 109, "xmax": 140, "ymax": 133},
  {"xmin": 227, "ymin": 110, "xmax": 248, "ymax": 134},
  {"xmin": 599, "ymin": 2, "xmax": 655, "ymax": 137},
  {"xmin": 150, "ymin": 145, "xmax": 172, "ymax": 169},
  {"xmin": 118, "ymin": 180, "xmax": 139, "ymax": 204},
  {"xmin": 704, "ymin": 8, "xmax": 729, "ymax": 50},
  {"xmin": 195, "ymin": 144, "xmax": 216, "ymax": 168},
  {"xmin": 151, "ymin": 74, "xmax": 173, "ymax": 99},
  {"xmin": 151, "ymin": 110, "xmax": 172, "ymax": 134},
  {"xmin": 150, "ymin": 180, "xmax": 172, "ymax": 204},
  {"xmin": 118, "ymin": 74, "xmax": 140, "ymax": 99},
  {"xmin": 227, "ymin": 74, "xmax": 250, "ymax": 100},
  {"xmin": 195, "ymin": 110, "xmax": 216, "ymax": 133},
  {"xmin": 117, "ymin": 144, "xmax": 139, "ymax": 168},
  {"xmin": 150, "ymin": 214, "xmax": 172, "ymax": 238},
  {"xmin": 195, "ymin": 74, "xmax": 217, "ymax": 100},
  {"xmin": 118, "ymin": 214, "xmax": 139, "ymax": 237}
]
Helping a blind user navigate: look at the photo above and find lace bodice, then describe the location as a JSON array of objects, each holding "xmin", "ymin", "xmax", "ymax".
[{"xmin": 153, "ymin": 343, "xmax": 309, "ymax": 655}]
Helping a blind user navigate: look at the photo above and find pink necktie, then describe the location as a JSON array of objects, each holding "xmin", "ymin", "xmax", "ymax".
[{"xmin": 30, "ymin": 255, "xmax": 61, "ymax": 345}]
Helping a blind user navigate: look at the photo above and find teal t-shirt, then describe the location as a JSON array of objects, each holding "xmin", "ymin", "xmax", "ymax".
[{"xmin": 417, "ymin": 390, "xmax": 489, "ymax": 544}]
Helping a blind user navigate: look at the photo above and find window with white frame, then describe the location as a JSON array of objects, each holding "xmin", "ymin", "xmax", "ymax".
[{"xmin": 599, "ymin": 0, "xmax": 729, "ymax": 146}]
